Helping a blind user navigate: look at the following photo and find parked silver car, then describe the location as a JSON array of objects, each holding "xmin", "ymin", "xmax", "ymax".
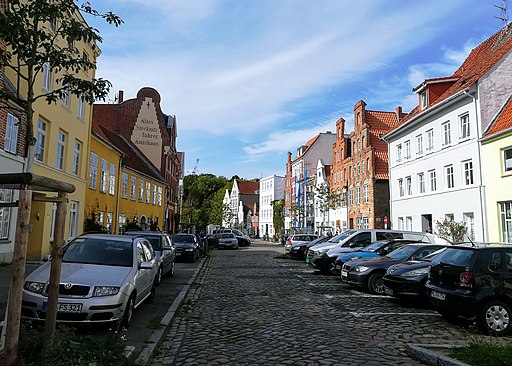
[
  {"xmin": 21, "ymin": 234, "xmax": 159, "ymax": 328},
  {"xmin": 217, "ymin": 233, "xmax": 239, "ymax": 249},
  {"xmin": 284, "ymin": 234, "xmax": 319, "ymax": 252}
]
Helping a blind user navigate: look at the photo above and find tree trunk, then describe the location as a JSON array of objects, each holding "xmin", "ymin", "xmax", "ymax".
[{"xmin": 2, "ymin": 187, "xmax": 32, "ymax": 366}]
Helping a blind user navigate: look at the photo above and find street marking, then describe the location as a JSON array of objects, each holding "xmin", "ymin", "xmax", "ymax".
[
  {"xmin": 350, "ymin": 311, "xmax": 439, "ymax": 318},
  {"xmin": 333, "ymin": 294, "xmax": 390, "ymax": 298}
]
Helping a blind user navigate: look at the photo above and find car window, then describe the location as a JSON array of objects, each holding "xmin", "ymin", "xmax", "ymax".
[
  {"xmin": 387, "ymin": 245, "xmax": 420, "ymax": 260},
  {"xmin": 145, "ymin": 236, "xmax": 161, "ymax": 251},
  {"xmin": 376, "ymin": 232, "xmax": 403, "ymax": 240},
  {"xmin": 364, "ymin": 241, "xmax": 388, "ymax": 252},
  {"xmin": 63, "ymin": 238, "xmax": 133, "ymax": 267},
  {"xmin": 345, "ymin": 232, "xmax": 371, "ymax": 247},
  {"xmin": 431, "ymin": 248, "xmax": 475, "ymax": 267},
  {"xmin": 328, "ymin": 230, "xmax": 356, "ymax": 243},
  {"xmin": 137, "ymin": 243, "xmax": 146, "ymax": 263},
  {"xmin": 505, "ymin": 251, "xmax": 512, "ymax": 273},
  {"xmin": 413, "ymin": 247, "xmax": 440, "ymax": 260},
  {"xmin": 142, "ymin": 241, "xmax": 154, "ymax": 261},
  {"xmin": 488, "ymin": 251, "xmax": 502, "ymax": 272}
]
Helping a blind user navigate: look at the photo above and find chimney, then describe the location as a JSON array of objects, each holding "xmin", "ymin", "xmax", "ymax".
[
  {"xmin": 395, "ymin": 106, "xmax": 403, "ymax": 121},
  {"xmin": 117, "ymin": 90, "xmax": 124, "ymax": 104}
]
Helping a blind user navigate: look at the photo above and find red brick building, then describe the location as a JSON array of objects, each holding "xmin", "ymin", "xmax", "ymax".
[
  {"xmin": 334, "ymin": 101, "xmax": 401, "ymax": 229},
  {"xmin": 92, "ymin": 87, "xmax": 182, "ymax": 232}
]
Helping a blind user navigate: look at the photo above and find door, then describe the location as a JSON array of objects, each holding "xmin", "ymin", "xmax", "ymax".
[{"xmin": 135, "ymin": 241, "xmax": 153, "ymax": 304}]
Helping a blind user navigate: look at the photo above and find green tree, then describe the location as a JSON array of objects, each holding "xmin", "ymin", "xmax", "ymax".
[
  {"xmin": 0, "ymin": 1, "xmax": 121, "ymax": 363},
  {"xmin": 273, "ymin": 200, "xmax": 284, "ymax": 234},
  {"xmin": 435, "ymin": 218, "xmax": 468, "ymax": 243}
]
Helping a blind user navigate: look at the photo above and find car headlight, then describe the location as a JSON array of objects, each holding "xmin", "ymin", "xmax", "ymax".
[
  {"xmin": 401, "ymin": 268, "xmax": 429, "ymax": 277},
  {"xmin": 354, "ymin": 266, "xmax": 370, "ymax": 272},
  {"xmin": 93, "ymin": 286, "xmax": 120, "ymax": 297},
  {"xmin": 24, "ymin": 281, "xmax": 45, "ymax": 294}
]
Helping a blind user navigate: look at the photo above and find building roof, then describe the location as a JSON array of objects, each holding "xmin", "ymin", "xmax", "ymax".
[
  {"xmin": 92, "ymin": 123, "xmax": 165, "ymax": 183},
  {"xmin": 292, "ymin": 134, "xmax": 320, "ymax": 162},
  {"xmin": 484, "ymin": 94, "xmax": 512, "ymax": 138},
  {"xmin": 237, "ymin": 180, "xmax": 259, "ymax": 195},
  {"xmin": 364, "ymin": 110, "xmax": 398, "ymax": 180}
]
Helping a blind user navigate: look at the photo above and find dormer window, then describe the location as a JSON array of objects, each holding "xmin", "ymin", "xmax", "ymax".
[{"xmin": 421, "ymin": 91, "xmax": 428, "ymax": 109}]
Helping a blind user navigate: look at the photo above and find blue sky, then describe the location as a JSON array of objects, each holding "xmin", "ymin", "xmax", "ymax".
[{"xmin": 88, "ymin": 1, "xmax": 503, "ymax": 180}]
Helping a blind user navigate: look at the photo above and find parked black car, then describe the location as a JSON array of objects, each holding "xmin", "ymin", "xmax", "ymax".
[
  {"xmin": 342, "ymin": 244, "xmax": 446, "ymax": 294},
  {"xmin": 290, "ymin": 236, "xmax": 328, "ymax": 259},
  {"xmin": 382, "ymin": 247, "xmax": 446, "ymax": 299},
  {"xmin": 426, "ymin": 244, "xmax": 512, "ymax": 336},
  {"xmin": 170, "ymin": 233, "xmax": 200, "ymax": 262},
  {"xmin": 124, "ymin": 231, "xmax": 176, "ymax": 285},
  {"xmin": 195, "ymin": 233, "xmax": 207, "ymax": 257}
]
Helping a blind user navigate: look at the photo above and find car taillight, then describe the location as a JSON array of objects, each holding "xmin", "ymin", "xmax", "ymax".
[{"xmin": 460, "ymin": 271, "xmax": 473, "ymax": 284}]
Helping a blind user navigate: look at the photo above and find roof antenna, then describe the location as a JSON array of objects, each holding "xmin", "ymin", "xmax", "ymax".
[{"xmin": 495, "ymin": 0, "xmax": 509, "ymax": 25}]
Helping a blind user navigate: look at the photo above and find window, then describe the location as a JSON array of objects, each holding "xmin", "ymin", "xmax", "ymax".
[
  {"xmin": 130, "ymin": 176, "xmax": 136, "ymax": 200},
  {"xmin": 463, "ymin": 160, "xmax": 474, "ymax": 185},
  {"xmin": 363, "ymin": 217, "xmax": 369, "ymax": 229},
  {"xmin": 396, "ymin": 144, "xmax": 402, "ymax": 162},
  {"xmin": 100, "ymin": 159, "xmax": 108, "ymax": 193},
  {"xmin": 68, "ymin": 201, "xmax": 78, "ymax": 239},
  {"xmin": 109, "ymin": 164, "xmax": 116, "ymax": 195},
  {"xmin": 460, "ymin": 113, "xmax": 470, "ymax": 139},
  {"xmin": 445, "ymin": 213, "xmax": 454, "ymax": 221},
  {"xmin": 61, "ymin": 88, "xmax": 69, "ymax": 107},
  {"xmin": 406, "ymin": 176, "xmax": 412, "ymax": 195},
  {"xmin": 56, "ymin": 131, "xmax": 66, "ymax": 170},
  {"xmin": 398, "ymin": 217, "xmax": 404, "ymax": 230},
  {"xmin": 77, "ymin": 94, "xmax": 84, "ymax": 119},
  {"xmin": 118, "ymin": 214, "xmax": 126, "ymax": 235},
  {"xmin": 356, "ymin": 185, "xmax": 360, "ymax": 204},
  {"xmin": 72, "ymin": 140, "xmax": 81, "ymax": 176},
  {"xmin": 416, "ymin": 135, "xmax": 423, "ymax": 156},
  {"xmin": 463, "ymin": 212, "xmax": 475, "ymax": 241},
  {"xmin": 121, "ymin": 173, "xmax": 128, "ymax": 198},
  {"xmin": 426, "ymin": 129, "xmax": 434, "ymax": 152},
  {"xmin": 445, "ymin": 165, "xmax": 454, "ymax": 189},
  {"xmin": 107, "ymin": 212, "xmax": 113, "ymax": 234},
  {"xmin": 146, "ymin": 182, "xmax": 151, "ymax": 203},
  {"xmin": 404, "ymin": 140, "xmax": 411, "ymax": 160},
  {"xmin": 158, "ymin": 186, "xmax": 162, "ymax": 206},
  {"xmin": 348, "ymin": 188, "xmax": 353, "ymax": 205},
  {"xmin": 406, "ymin": 216, "xmax": 412, "ymax": 231},
  {"xmin": 429, "ymin": 170, "xmax": 437, "ymax": 192},
  {"xmin": 43, "ymin": 62, "xmax": 52, "ymax": 90},
  {"xmin": 89, "ymin": 153, "xmax": 98, "ymax": 189},
  {"xmin": 503, "ymin": 147, "xmax": 512, "ymax": 173},
  {"xmin": 442, "ymin": 121, "xmax": 451, "ymax": 146},
  {"xmin": 35, "ymin": 119, "xmax": 47, "ymax": 162},
  {"xmin": 499, "ymin": 201, "xmax": 512, "ymax": 243},
  {"xmin": 421, "ymin": 91, "xmax": 428, "ymax": 109},
  {"xmin": 138, "ymin": 179, "xmax": 144, "ymax": 202},
  {"xmin": 152, "ymin": 184, "xmax": 157, "ymax": 205},
  {"xmin": 4, "ymin": 113, "xmax": 19, "ymax": 154},
  {"xmin": 362, "ymin": 161, "xmax": 365, "ymax": 173},
  {"xmin": 398, "ymin": 179, "xmax": 404, "ymax": 197},
  {"xmin": 0, "ymin": 189, "xmax": 13, "ymax": 239},
  {"xmin": 342, "ymin": 190, "xmax": 347, "ymax": 207},
  {"xmin": 418, "ymin": 173, "xmax": 425, "ymax": 193}
]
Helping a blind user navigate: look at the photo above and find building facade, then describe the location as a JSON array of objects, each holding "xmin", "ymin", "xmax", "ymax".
[{"xmin": 259, "ymin": 174, "xmax": 285, "ymax": 238}]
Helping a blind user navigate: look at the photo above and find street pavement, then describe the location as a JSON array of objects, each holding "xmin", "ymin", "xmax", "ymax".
[{"xmin": 150, "ymin": 241, "xmax": 510, "ymax": 366}]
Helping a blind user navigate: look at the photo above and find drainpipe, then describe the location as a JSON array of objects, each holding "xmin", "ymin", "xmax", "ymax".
[
  {"xmin": 464, "ymin": 89, "xmax": 487, "ymax": 241},
  {"xmin": 115, "ymin": 154, "xmax": 123, "ymax": 234}
]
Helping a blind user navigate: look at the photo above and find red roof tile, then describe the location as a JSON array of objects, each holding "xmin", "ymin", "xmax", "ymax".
[
  {"xmin": 485, "ymin": 95, "xmax": 512, "ymax": 137},
  {"xmin": 237, "ymin": 180, "xmax": 259, "ymax": 195},
  {"xmin": 365, "ymin": 110, "xmax": 398, "ymax": 180}
]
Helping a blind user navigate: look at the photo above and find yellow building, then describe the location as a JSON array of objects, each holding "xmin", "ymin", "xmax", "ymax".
[
  {"xmin": 3, "ymin": 8, "xmax": 99, "ymax": 259},
  {"xmin": 85, "ymin": 123, "xmax": 167, "ymax": 234},
  {"xmin": 481, "ymin": 96, "xmax": 512, "ymax": 243}
]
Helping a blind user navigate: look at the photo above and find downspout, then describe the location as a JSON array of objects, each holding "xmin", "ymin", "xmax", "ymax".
[
  {"xmin": 115, "ymin": 154, "xmax": 123, "ymax": 234},
  {"xmin": 464, "ymin": 90, "xmax": 487, "ymax": 241}
]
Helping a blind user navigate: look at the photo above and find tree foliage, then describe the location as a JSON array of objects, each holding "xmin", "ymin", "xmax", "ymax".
[
  {"xmin": 273, "ymin": 200, "xmax": 284, "ymax": 234},
  {"xmin": 435, "ymin": 218, "xmax": 468, "ymax": 243}
]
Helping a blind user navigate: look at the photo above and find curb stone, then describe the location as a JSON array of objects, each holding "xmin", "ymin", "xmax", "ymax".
[
  {"xmin": 406, "ymin": 344, "xmax": 470, "ymax": 366},
  {"xmin": 134, "ymin": 256, "xmax": 207, "ymax": 366}
]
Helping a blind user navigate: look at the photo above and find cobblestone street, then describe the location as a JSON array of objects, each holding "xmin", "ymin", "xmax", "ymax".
[{"xmin": 151, "ymin": 242, "xmax": 503, "ymax": 365}]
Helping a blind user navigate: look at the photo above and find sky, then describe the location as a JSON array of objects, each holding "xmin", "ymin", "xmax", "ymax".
[{"xmin": 87, "ymin": 0, "xmax": 504, "ymax": 180}]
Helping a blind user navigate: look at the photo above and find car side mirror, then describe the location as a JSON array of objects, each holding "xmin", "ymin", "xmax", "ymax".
[{"xmin": 42, "ymin": 255, "xmax": 52, "ymax": 262}]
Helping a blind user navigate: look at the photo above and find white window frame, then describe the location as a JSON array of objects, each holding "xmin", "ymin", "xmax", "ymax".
[
  {"xmin": 398, "ymin": 179, "xmax": 404, "ymax": 197},
  {"xmin": 35, "ymin": 119, "xmax": 47, "ymax": 162},
  {"xmin": 56, "ymin": 130, "xmax": 66, "ymax": 170},
  {"xmin": 152, "ymin": 184, "xmax": 157, "ymax": 205},
  {"xmin": 138, "ymin": 179, "xmax": 144, "ymax": 202},
  {"xmin": 68, "ymin": 201, "xmax": 78, "ymax": 239},
  {"xmin": 416, "ymin": 134, "xmax": 423, "ymax": 156},
  {"xmin": 77, "ymin": 94, "xmax": 84, "ymax": 119},
  {"xmin": 421, "ymin": 91, "xmax": 428, "ymax": 109},
  {"xmin": 429, "ymin": 169, "xmax": 437, "ymax": 192},
  {"xmin": 463, "ymin": 160, "xmax": 474, "ymax": 186},
  {"xmin": 463, "ymin": 212, "xmax": 475, "ymax": 241},
  {"xmin": 503, "ymin": 147, "xmax": 512, "ymax": 174},
  {"xmin": 499, "ymin": 201, "xmax": 512, "ymax": 243},
  {"xmin": 130, "ymin": 176, "xmax": 137, "ymax": 200},
  {"xmin": 146, "ymin": 182, "xmax": 151, "ymax": 203},
  {"xmin": 121, "ymin": 173, "xmax": 128, "ymax": 198},
  {"xmin": 72, "ymin": 140, "xmax": 81, "ymax": 176},
  {"xmin": 396, "ymin": 144, "xmax": 402, "ymax": 163},
  {"xmin": 426, "ymin": 129, "xmax": 434, "ymax": 152},
  {"xmin": 406, "ymin": 176, "xmax": 412, "ymax": 196},
  {"xmin": 61, "ymin": 87, "xmax": 69, "ymax": 108},
  {"xmin": 404, "ymin": 140, "xmax": 411, "ymax": 160},
  {"xmin": 445, "ymin": 165, "xmax": 454, "ymax": 189},
  {"xmin": 398, "ymin": 217, "xmax": 404, "ymax": 230},
  {"xmin": 109, "ymin": 163, "xmax": 116, "ymax": 195},
  {"xmin": 0, "ymin": 189, "xmax": 13, "ymax": 239},
  {"xmin": 89, "ymin": 152, "xmax": 98, "ymax": 189},
  {"xmin": 158, "ymin": 186, "xmax": 162, "ymax": 206},
  {"xmin": 356, "ymin": 185, "xmax": 360, "ymax": 204},
  {"xmin": 442, "ymin": 121, "xmax": 451, "ymax": 146},
  {"xmin": 418, "ymin": 173, "xmax": 425, "ymax": 194},
  {"xmin": 459, "ymin": 113, "xmax": 470, "ymax": 140},
  {"xmin": 363, "ymin": 184, "xmax": 369, "ymax": 203},
  {"xmin": 4, "ymin": 113, "xmax": 19, "ymax": 154},
  {"xmin": 406, "ymin": 216, "xmax": 412, "ymax": 231},
  {"xmin": 100, "ymin": 158, "xmax": 108, "ymax": 193},
  {"xmin": 43, "ymin": 61, "xmax": 52, "ymax": 91}
]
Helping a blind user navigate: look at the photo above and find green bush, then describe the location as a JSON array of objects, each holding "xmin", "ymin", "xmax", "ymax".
[
  {"xmin": 17, "ymin": 322, "xmax": 138, "ymax": 366},
  {"xmin": 449, "ymin": 342, "xmax": 512, "ymax": 366}
]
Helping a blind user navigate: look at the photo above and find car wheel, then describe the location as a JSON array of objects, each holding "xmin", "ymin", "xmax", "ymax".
[
  {"xmin": 169, "ymin": 260, "xmax": 176, "ymax": 278},
  {"xmin": 156, "ymin": 266, "xmax": 163, "ymax": 286},
  {"xmin": 477, "ymin": 300, "xmax": 512, "ymax": 336},
  {"xmin": 119, "ymin": 295, "xmax": 135, "ymax": 330},
  {"xmin": 367, "ymin": 272, "xmax": 385, "ymax": 294}
]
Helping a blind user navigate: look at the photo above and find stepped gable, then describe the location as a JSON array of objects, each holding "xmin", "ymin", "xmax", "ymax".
[
  {"xmin": 364, "ymin": 109, "xmax": 398, "ymax": 180},
  {"xmin": 485, "ymin": 95, "xmax": 512, "ymax": 138}
]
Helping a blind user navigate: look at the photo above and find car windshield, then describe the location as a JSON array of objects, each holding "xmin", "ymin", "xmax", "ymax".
[
  {"xmin": 422, "ymin": 247, "xmax": 447, "ymax": 261},
  {"xmin": 62, "ymin": 238, "xmax": 133, "ymax": 267},
  {"xmin": 431, "ymin": 248, "xmax": 475, "ymax": 266},
  {"xmin": 386, "ymin": 245, "xmax": 420, "ymax": 260},
  {"xmin": 362, "ymin": 241, "xmax": 388, "ymax": 252},
  {"xmin": 172, "ymin": 234, "xmax": 195, "ymax": 243},
  {"xmin": 328, "ymin": 230, "xmax": 356, "ymax": 243},
  {"xmin": 219, "ymin": 233, "xmax": 235, "ymax": 238}
]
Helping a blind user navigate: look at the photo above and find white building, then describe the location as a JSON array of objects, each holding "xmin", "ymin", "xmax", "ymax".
[
  {"xmin": 382, "ymin": 25, "xmax": 512, "ymax": 241},
  {"xmin": 224, "ymin": 179, "xmax": 259, "ymax": 232},
  {"xmin": 259, "ymin": 174, "xmax": 285, "ymax": 238}
]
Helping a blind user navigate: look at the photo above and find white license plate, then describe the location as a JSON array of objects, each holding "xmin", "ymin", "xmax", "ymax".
[
  {"xmin": 431, "ymin": 290, "xmax": 446, "ymax": 300},
  {"xmin": 341, "ymin": 270, "xmax": 348, "ymax": 277},
  {"xmin": 176, "ymin": 252, "xmax": 182, "ymax": 256},
  {"xmin": 43, "ymin": 302, "xmax": 82, "ymax": 313}
]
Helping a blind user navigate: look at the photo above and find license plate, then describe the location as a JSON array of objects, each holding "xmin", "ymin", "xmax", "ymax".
[
  {"xmin": 341, "ymin": 270, "xmax": 348, "ymax": 277},
  {"xmin": 43, "ymin": 302, "xmax": 82, "ymax": 313},
  {"xmin": 176, "ymin": 252, "xmax": 181, "ymax": 256},
  {"xmin": 305, "ymin": 257, "xmax": 310, "ymax": 263},
  {"xmin": 431, "ymin": 290, "xmax": 446, "ymax": 300}
]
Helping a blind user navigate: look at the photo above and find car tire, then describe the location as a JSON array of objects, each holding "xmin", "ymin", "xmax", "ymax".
[
  {"xmin": 477, "ymin": 300, "xmax": 512, "ymax": 336},
  {"xmin": 367, "ymin": 272, "xmax": 385, "ymax": 294},
  {"xmin": 119, "ymin": 295, "xmax": 135, "ymax": 330},
  {"xmin": 168, "ymin": 260, "xmax": 175, "ymax": 278}
]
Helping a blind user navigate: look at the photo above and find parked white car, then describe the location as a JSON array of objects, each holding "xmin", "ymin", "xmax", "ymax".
[{"xmin": 22, "ymin": 234, "xmax": 159, "ymax": 328}]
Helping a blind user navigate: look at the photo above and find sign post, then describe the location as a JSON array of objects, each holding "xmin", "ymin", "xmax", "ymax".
[{"xmin": 384, "ymin": 215, "xmax": 388, "ymax": 229}]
